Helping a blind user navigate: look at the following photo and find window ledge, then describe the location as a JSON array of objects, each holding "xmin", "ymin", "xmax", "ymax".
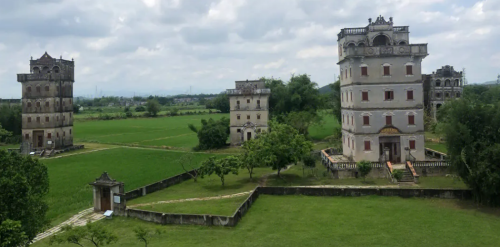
[{"xmin": 405, "ymin": 75, "xmax": 414, "ymax": 77}]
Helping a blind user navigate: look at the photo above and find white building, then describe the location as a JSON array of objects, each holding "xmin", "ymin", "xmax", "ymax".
[{"xmin": 338, "ymin": 16, "xmax": 428, "ymax": 163}]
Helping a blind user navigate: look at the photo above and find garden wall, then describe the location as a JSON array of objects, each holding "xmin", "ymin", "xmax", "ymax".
[{"xmin": 125, "ymin": 170, "xmax": 197, "ymax": 201}]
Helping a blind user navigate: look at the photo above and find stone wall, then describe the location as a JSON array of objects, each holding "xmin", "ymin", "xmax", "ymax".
[
  {"xmin": 332, "ymin": 167, "xmax": 390, "ymax": 179},
  {"xmin": 125, "ymin": 170, "xmax": 197, "ymax": 201}
]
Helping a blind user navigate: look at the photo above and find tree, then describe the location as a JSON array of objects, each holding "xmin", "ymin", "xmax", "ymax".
[
  {"xmin": 188, "ymin": 118, "xmax": 229, "ymax": 150},
  {"xmin": 329, "ymin": 79, "xmax": 341, "ymax": 123},
  {"xmin": 146, "ymin": 99, "xmax": 161, "ymax": 117},
  {"xmin": 212, "ymin": 93, "xmax": 230, "ymax": 113},
  {"xmin": 438, "ymin": 97, "xmax": 500, "ymax": 206},
  {"xmin": 284, "ymin": 111, "xmax": 321, "ymax": 137},
  {"xmin": 0, "ymin": 220, "xmax": 27, "ymax": 247},
  {"xmin": 240, "ymin": 139, "xmax": 266, "ymax": 179},
  {"xmin": 177, "ymin": 153, "xmax": 199, "ymax": 182},
  {"xmin": 124, "ymin": 107, "xmax": 133, "ymax": 118},
  {"xmin": 0, "ymin": 105, "xmax": 21, "ymax": 137},
  {"xmin": 0, "ymin": 150, "xmax": 49, "ymax": 246},
  {"xmin": 49, "ymin": 222, "xmax": 118, "ymax": 247},
  {"xmin": 248, "ymin": 121, "xmax": 313, "ymax": 177},
  {"xmin": 199, "ymin": 156, "xmax": 240, "ymax": 186},
  {"xmin": 0, "ymin": 123, "xmax": 12, "ymax": 141},
  {"xmin": 302, "ymin": 154, "xmax": 316, "ymax": 177},
  {"xmin": 357, "ymin": 160, "xmax": 372, "ymax": 181},
  {"xmin": 170, "ymin": 107, "xmax": 179, "ymax": 116},
  {"xmin": 135, "ymin": 106, "xmax": 146, "ymax": 112},
  {"xmin": 73, "ymin": 105, "xmax": 80, "ymax": 114},
  {"xmin": 133, "ymin": 227, "xmax": 162, "ymax": 247}
]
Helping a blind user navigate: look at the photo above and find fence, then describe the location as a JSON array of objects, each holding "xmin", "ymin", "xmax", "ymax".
[{"xmin": 425, "ymin": 148, "xmax": 447, "ymax": 160}]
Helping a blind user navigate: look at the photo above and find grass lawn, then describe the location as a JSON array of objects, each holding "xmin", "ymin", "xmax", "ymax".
[
  {"xmin": 426, "ymin": 141, "xmax": 448, "ymax": 153},
  {"xmin": 135, "ymin": 195, "xmax": 248, "ymax": 216},
  {"xmin": 309, "ymin": 113, "xmax": 339, "ymax": 141},
  {"xmin": 0, "ymin": 144, "xmax": 18, "ymax": 150},
  {"xmin": 74, "ymin": 114, "xmax": 228, "ymax": 150},
  {"xmin": 42, "ymin": 147, "xmax": 226, "ymax": 225},
  {"xmin": 128, "ymin": 168, "xmax": 270, "ymax": 206},
  {"xmin": 34, "ymin": 195, "xmax": 500, "ymax": 247}
]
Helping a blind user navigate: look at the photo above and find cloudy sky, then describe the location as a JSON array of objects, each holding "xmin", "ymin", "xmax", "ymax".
[{"xmin": 0, "ymin": 0, "xmax": 499, "ymax": 98}]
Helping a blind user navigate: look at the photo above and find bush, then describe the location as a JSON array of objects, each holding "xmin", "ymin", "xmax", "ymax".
[
  {"xmin": 188, "ymin": 118, "xmax": 229, "ymax": 150},
  {"xmin": 135, "ymin": 106, "xmax": 146, "ymax": 112},
  {"xmin": 357, "ymin": 160, "xmax": 372, "ymax": 181},
  {"xmin": 392, "ymin": 169, "xmax": 403, "ymax": 181}
]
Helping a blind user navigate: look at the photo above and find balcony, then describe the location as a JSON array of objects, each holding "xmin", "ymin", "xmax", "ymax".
[
  {"xmin": 226, "ymin": 88, "xmax": 271, "ymax": 96},
  {"xmin": 233, "ymin": 105, "xmax": 267, "ymax": 111},
  {"xmin": 17, "ymin": 73, "xmax": 74, "ymax": 82},
  {"xmin": 342, "ymin": 44, "xmax": 427, "ymax": 61},
  {"xmin": 337, "ymin": 26, "xmax": 409, "ymax": 40}
]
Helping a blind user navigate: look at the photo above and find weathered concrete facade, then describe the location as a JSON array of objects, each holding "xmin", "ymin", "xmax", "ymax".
[
  {"xmin": 338, "ymin": 16, "xmax": 428, "ymax": 162},
  {"xmin": 17, "ymin": 52, "xmax": 75, "ymax": 150},
  {"xmin": 423, "ymin": 65, "xmax": 464, "ymax": 119},
  {"xmin": 227, "ymin": 80, "xmax": 270, "ymax": 146}
]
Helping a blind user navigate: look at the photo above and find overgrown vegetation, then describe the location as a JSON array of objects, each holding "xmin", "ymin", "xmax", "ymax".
[
  {"xmin": 49, "ymin": 222, "xmax": 118, "ymax": 247},
  {"xmin": 0, "ymin": 105, "xmax": 21, "ymax": 144},
  {"xmin": 188, "ymin": 117, "xmax": 230, "ymax": 150},
  {"xmin": 0, "ymin": 150, "xmax": 49, "ymax": 246},
  {"xmin": 357, "ymin": 160, "xmax": 372, "ymax": 181}
]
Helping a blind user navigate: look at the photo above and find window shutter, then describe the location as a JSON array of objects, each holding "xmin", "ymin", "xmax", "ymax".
[
  {"xmin": 406, "ymin": 65, "xmax": 413, "ymax": 75},
  {"xmin": 349, "ymin": 68, "xmax": 352, "ymax": 77},
  {"xmin": 363, "ymin": 116, "xmax": 369, "ymax": 125},
  {"xmin": 350, "ymin": 92, "xmax": 352, "ymax": 101},
  {"xmin": 408, "ymin": 115, "xmax": 415, "ymax": 125},
  {"xmin": 362, "ymin": 92, "xmax": 368, "ymax": 101},
  {"xmin": 409, "ymin": 140, "xmax": 416, "ymax": 150},
  {"xmin": 364, "ymin": 141, "xmax": 371, "ymax": 151},
  {"xmin": 386, "ymin": 116, "xmax": 392, "ymax": 125},
  {"xmin": 407, "ymin": 90, "xmax": 414, "ymax": 100},
  {"xmin": 384, "ymin": 66, "xmax": 390, "ymax": 76},
  {"xmin": 352, "ymin": 140, "xmax": 354, "ymax": 149},
  {"xmin": 361, "ymin": 67, "xmax": 368, "ymax": 76}
]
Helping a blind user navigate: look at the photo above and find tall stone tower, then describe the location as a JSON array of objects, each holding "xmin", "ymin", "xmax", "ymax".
[
  {"xmin": 338, "ymin": 16, "xmax": 428, "ymax": 163},
  {"xmin": 426, "ymin": 65, "xmax": 463, "ymax": 119},
  {"xmin": 17, "ymin": 52, "xmax": 75, "ymax": 150},
  {"xmin": 227, "ymin": 80, "xmax": 270, "ymax": 145}
]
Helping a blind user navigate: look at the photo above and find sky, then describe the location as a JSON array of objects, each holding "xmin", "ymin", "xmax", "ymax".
[{"xmin": 0, "ymin": 0, "xmax": 499, "ymax": 98}]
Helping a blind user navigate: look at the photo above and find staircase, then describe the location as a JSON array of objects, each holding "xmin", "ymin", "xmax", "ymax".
[{"xmin": 399, "ymin": 169, "xmax": 414, "ymax": 182}]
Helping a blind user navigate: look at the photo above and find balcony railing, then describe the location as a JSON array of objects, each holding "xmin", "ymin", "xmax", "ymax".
[
  {"xmin": 17, "ymin": 73, "xmax": 74, "ymax": 82},
  {"xmin": 393, "ymin": 26, "xmax": 409, "ymax": 32},
  {"xmin": 233, "ymin": 105, "xmax": 267, "ymax": 111},
  {"xmin": 226, "ymin": 88, "xmax": 271, "ymax": 95},
  {"xmin": 342, "ymin": 44, "xmax": 427, "ymax": 59}
]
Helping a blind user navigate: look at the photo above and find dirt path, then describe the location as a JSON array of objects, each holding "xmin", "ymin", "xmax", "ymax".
[
  {"xmin": 44, "ymin": 147, "xmax": 117, "ymax": 159},
  {"xmin": 129, "ymin": 191, "xmax": 253, "ymax": 208}
]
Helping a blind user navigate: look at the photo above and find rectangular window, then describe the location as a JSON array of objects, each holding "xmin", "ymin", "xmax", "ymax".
[
  {"xmin": 409, "ymin": 140, "xmax": 416, "ymax": 150},
  {"xmin": 237, "ymin": 100, "xmax": 240, "ymax": 104},
  {"xmin": 407, "ymin": 90, "xmax": 414, "ymax": 100},
  {"xmin": 237, "ymin": 129, "xmax": 241, "ymax": 133},
  {"xmin": 341, "ymin": 92, "xmax": 344, "ymax": 102},
  {"xmin": 342, "ymin": 115, "xmax": 345, "ymax": 124},
  {"xmin": 363, "ymin": 116, "xmax": 370, "ymax": 126},
  {"xmin": 348, "ymin": 137, "xmax": 350, "ymax": 148},
  {"xmin": 386, "ymin": 116, "xmax": 392, "ymax": 125},
  {"xmin": 47, "ymin": 133, "xmax": 51, "ymax": 139},
  {"xmin": 364, "ymin": 141, "xmax": 371, "ymax": 151},
  {"xmin": 345, "ymin": 70, "xmax": 347, "ymax": 79},
  {"xmin": 361, "ymin": 67, "xmax": 368, "ymax": 76},
  {"xmin": 36, "ymin": 87, "xmax": 40, "ymax": 93},
  {"xmin": 385, "ymin": 91, "xmax": 394, "ymax": 100},
  {"xmin": 408, "ymin": 115, "xmax": 415, "ymax": 125},
  {"xmin": 247, "ymin": 115, "xmax": 250, "ymax": 120},
  {"xmin": 36, "ymin": 117, "xmax": 40, "ymax": 123},
  {"xmin": 45, "ymin": 117, "xmax": 49, "ymax": 122},
  {"xmin": 27, "ymin": 87, "xmax": 32, "ymax": 92},
  {"xmin": 25, "ymin": 134, "xmax": 29, "ymax": 140},
  {"xmin": 28, "ymin": 117, "xmax": 31, "ymax": 123},
  {"xmin": 351, "ymin": 116, "xmax": 353, "ymax": 125},
  {"xmin": 70, "ymin": 129, "xmax": 72, "ymax": 135},
  {"xmin": 36, "ymin": 102, "xmax": 40, "ymax": 107},
  {"xmin": 45, "ymin": 102, "xmax": 49, "ymax": 107},
  {"xmin": 406, "ymin": 65, "xmax": 413, "ymax": 75},
  {"xmin": 63, "ymin": 131, "xmax": 66, "ymax": 137},
  {"xmin": 350, "ymin": 92, "xmax": 353, "ymax": 101},
  {"xmin": 349, "ymin": 68, "xmax": 352, "ymax": 77},
  {"xmin": 247, "ymin": 99, "xmax": 250, "ymax": 103},
  {"xmin": 63, "ymin": 116, "xmax": 66, "ymax": 121},
  {"xmin": 352, "ymin": 140, "xmax": 354, "ymax": 150},
  {"xmin": 257, "ymin": 115, "xmax": 261, "ymax": 120},
  {"xmin": 362, "ymin": 92, "xmax": 368, "ymax": 101},
  {"xmin": 436, "ymin": 93, "xmax": 441, "ymax": 98},
  {"xmin": 383, "ymin": 66, "xmax": 390, "ymax": 76},
  {"xmin": 45, "ymin": 86, "xmax": 49, "ymax": 91},
  {"xmin": 237, "ymin": 115, "xmax": 241, "ymax": 120}
]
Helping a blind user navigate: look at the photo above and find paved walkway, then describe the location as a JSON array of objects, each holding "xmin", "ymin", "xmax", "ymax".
[
  {"xmin": 32, "ymin": 208, "xmax": 105, "ymax": 243},
  {"xmin": 129, "ymin": 191, "xmax": 253, "ymax": 208}
]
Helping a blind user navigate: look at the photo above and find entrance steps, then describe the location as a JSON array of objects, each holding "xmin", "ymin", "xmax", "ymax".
[{"xmin": 392, "ymin": 163, "xmax": 414, "ymax": 183}]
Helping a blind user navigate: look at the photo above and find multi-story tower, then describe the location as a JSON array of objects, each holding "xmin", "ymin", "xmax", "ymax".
[
  {"xmin": 226, "ymin": 80, "xmax": 270, "ymax": 145},
  {"xmin": 17, "ymin": 52, "xmax": 75, "ymax": 150},
  {"xmin": 338, "ymin": 16, "xmax": 428, "ymax": 163},
  {"xmin": 425, "ymin": 65, "xmax": 463, "ymax": 119}
]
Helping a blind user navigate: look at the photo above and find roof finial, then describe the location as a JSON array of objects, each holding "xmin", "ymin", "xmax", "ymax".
[{"xmin": 368, "ymin": 18, "xmax": 372, "ymax": 24}]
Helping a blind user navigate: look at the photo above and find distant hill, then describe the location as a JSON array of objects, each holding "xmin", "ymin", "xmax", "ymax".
[
  {"xmin": 318, "ymin": 84, "xmax": 332, "ymax": 94},
  {"xmin": 483, "ymin": 80, "xmax": 498, "ymax": 85}
]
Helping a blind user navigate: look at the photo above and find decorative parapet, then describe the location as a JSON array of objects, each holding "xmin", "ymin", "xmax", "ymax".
[
  {"xmin": 17, "ymin": 73, "xmax": 74, "ymax": 82},
  {"xmin": 226, "ymin": 88, "xmax": 271, "ymax": 96},
  {"xmin": 341, "ymin": 44, "xmax": 427, "ymax": 60},
  {"xmin": 412, "ymin": 161, "xmax": 450, "ymax": 167}
]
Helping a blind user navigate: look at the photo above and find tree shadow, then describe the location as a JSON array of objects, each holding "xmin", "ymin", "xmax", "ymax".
[{"xmin": 451, "ymin": 200, "xmax": 500, "ymax": 218}]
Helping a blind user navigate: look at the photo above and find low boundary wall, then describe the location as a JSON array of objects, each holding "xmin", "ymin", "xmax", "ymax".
[
  {"xmin": 116, "ymin": 186, "xmax": 471, "ymax": 227},
  {"xmin": 125, "ymin": 170, "xmax": 197, "ymax": 201}
]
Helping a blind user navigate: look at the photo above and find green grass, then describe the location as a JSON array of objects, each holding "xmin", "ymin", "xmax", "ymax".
[
  {"xmin": 418, "ymin": 176, "xmax": 467, "ymax": 189},
  {"xmin": 42, "ymin": 147, "xmax": 226, "ymax": 225},
  {"xmin": 0, "ymin": 144, "xmax": 18, "ymax": 150},
  {"xmin": 128, "ymin": 168, "xmax": 269, "ymax": 206},
  {"xmin": 33, "ymin": 195, "xmax": 500, "ymax": 247},
  {"xmin": 74, "ymin": 114, "xmax": 228, "ymax": 149},
  {"xmin": 135, "ymin": 195, "xmax": 248, "ymax": 216},
  {"xmin": 309, "ymin": 113, "xmax": 340, "ymax": 141},
  {"xmin": 426, "ymin": 141, "xmax": 448, "ymax": 153}
]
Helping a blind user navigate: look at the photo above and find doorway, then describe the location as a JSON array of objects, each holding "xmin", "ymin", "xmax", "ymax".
[
  {"xmin": 33, "ymin": 131, "xmax": 44, "ymax": 148},
  {"xmin": 247, "ymin": 132, "xmax": 252, "ymax": 141},
  {"xmin": 100, "ymin": 188, "xmax": 111, "ymax": 212},
  {"xmin": 379, "ymin": 136, "xmax": 401, "ymax": 163}
]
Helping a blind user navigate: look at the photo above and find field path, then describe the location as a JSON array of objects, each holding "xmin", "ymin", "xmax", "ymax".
[
  {"xmin": 32, "ymin": 208, "xmax": 105, "ymax": 244},
  {"xmin": 44, "ymin": 147, "xmax": 117, "ymax": 159},
  {"xmin": 129, "ymin": 191, "xmax": 253, "ymax": 208}
]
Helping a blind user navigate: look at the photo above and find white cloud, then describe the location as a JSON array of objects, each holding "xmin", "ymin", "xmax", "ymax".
[
  {"xmin": 296, "ymin": 46, "xmax": 337, "ymax": 59},
  {"xmin": 253, "ymin": 59, "xmax": 285, "ymax": 69},
  {"xmin": 206, "ymin": 0, "xmax": 246, "ymax": 22}
]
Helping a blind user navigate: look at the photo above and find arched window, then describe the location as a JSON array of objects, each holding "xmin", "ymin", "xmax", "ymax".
[
  {"xmin": 347, "ymin": 43, "xmax": 356, "ymax": 48},
  {"xmin": 27, "ymin": 102, "xmax": 32, "ymax": 107},
  {"xmin": 32, "ymin": 67, "xmax": 40, "ymax": 74},
  {"xmin": 358, "ymin": 42, "xmax": 365, "ymax": 47},
  {"xmin": 454, "ymin": 79, "xmax": 459, "ymax": 86},
  {"xmin": 53, "ymin": 66, "xmax": 60, "ymax": 73},
  {"xmin": 398, "ymin": 41, "xmax": 407, "ymax": 45},
  {"xmin": 42, "ymin": 66, "xmax": 49, "ymax": 74},
  {"xmin": 373, "ymin": 35, "xmax": 390, "ymax": 46},
  {"xmin": 27, "ymin": 86, "xmax": 32, "ymax": 92},
  {"xmin": 435, "ymin": 80, "xmax": 441, "ymax": 87},
  {"xmin": 445, "ymin": 79, "xmax": 451, "ymax": 87}
]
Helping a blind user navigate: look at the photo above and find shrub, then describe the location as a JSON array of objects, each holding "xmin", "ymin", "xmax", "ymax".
[
  {"xmin": 357, "ymin": 160, "xmax": 372, "ymax": 181},
  {"xmin": 135, "ymin": 106, "xmax": 146, "ymax": 112},
  {"xmin": 392, "ymin": 169, "xmax": 403, "ymax": 181}
]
